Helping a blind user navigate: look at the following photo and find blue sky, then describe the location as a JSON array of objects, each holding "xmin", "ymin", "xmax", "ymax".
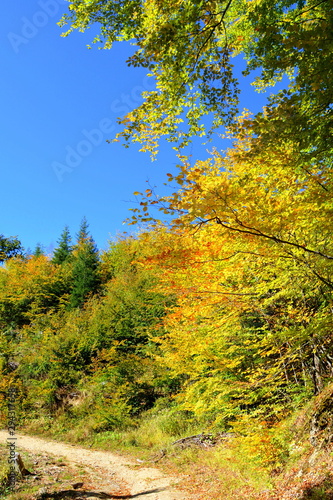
[{"xmin": 2, "ymin": 0, "xmax": 272, "ymax": 254}]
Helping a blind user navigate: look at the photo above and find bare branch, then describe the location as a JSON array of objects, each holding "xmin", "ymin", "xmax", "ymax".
[{"xmin": 198, "ymin": 216, "xmax": 333, "ymax": 260}]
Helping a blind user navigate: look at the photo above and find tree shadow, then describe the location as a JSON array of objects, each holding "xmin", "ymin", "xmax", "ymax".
[{"xmin": 37, "ymin": 486, "xmax": 168, "ymax": 499}]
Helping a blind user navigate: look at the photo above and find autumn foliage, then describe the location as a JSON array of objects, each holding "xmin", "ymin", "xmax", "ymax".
[{"xmin": 1, "ymin": 1, "xmax": 333, "ymax": 498}]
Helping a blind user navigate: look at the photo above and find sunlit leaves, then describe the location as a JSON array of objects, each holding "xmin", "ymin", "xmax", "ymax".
[
  {"xmin": 60, "ymin": 0, "xmax": 242, "ymax": 154},
  {"xmin": 60, "ymin": 0, "xmax": 333, "ymax": 162},
  {"xmin": 131, "ymin": 125, "xmax": 333, "ymax": 425},
  {"xmin": 0, "ymin": 256, "xmax": 72, "ymax": 326}
]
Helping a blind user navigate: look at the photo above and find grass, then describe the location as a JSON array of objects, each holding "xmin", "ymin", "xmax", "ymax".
[
  {"xmin": 20, "ymin": 407, "xmax": 278, "ymax": 500},
  {"xmin": 11, "ymin": 389, "xmax": 333, "ymax": 500},
  {"xmin": 0, "ymin": 443, "xmax": 40, "ymax": 500},
  {"xmin": 0, "ymin": 452, "xmax": 11, "ymax": 497}
]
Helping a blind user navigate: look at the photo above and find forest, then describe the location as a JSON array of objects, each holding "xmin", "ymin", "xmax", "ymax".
[{"xmin": 1, "ymin": 0, "xmax": 333, "ymax": 498}]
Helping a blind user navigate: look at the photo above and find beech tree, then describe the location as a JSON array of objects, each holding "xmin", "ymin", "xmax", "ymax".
[
  {"xmin": 138, "ymin": 222, "xmax": 332, "ymax": 425},
  {"xmin": 0, "ymin": 255, "xmax": 71, "ymax": 327},
  {"xmin": 59, "ymin": 0, "xmax": 333, "ymax": 162},
  {"xmin": 131, "ymin": 122, "xmax": 333, "ymax": 424}
]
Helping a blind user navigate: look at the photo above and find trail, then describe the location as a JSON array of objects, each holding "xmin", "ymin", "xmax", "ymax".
[{"xmin": 0, "ymin": 430, "xmax": 191, "ymax": 500}]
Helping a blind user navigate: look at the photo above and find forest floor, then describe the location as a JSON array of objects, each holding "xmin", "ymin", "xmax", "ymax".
[{"xmin": 0, "ymin": 431, "xmax": 194, "ymax": 500}]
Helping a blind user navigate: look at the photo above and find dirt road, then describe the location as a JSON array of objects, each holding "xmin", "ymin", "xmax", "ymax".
[{"xmin": 0, "ymin": 430, "xmax": 191, "ymax": 500}]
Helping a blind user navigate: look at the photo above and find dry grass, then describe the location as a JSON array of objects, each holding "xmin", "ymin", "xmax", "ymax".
[{"xmin": 13, "ymin": 385, "xmax": 333, "ymax": 500}]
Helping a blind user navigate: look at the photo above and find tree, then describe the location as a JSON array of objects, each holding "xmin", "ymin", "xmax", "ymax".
[
  {"xmin": 33, "ymin": 243, "xmax": 45, "ymax": 257},
  {"xmin": 233, "ymin": 0, "xmax": 333, "ymax": 167},
  {"xmin": 136, "ymin": 222, "xmax": 332, "ymax": 427},
  {"xmin": 0, "ymin": 235, "xmax": 22, "ymax": 263},
  {"xmin": 131, "ymin": 126, "xmax": 333, "ymax": 425},
  {"xmin": 0, "ymin": 255, "xmax": 72, "ymax": 327},
  {"xmin": 52, "ymin": 226, "xmax": 73, "ymax": 265},
  {"xmin": 130, "ymin": 125, "xmax": 333, "ymax": 273},
  {"xmin": 70, "ymin": 218, "xmax": 101, "ymax": 309},
  {"xmin": 59, "ymin": 0, "xmax": 240, "ymax": 155},
  {"xmin": 59, "ymin": 0, "xmax": 333, "ymax": 162}
]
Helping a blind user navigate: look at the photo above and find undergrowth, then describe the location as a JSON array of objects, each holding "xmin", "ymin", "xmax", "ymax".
[{"xmin": 8, "ymin": 385, "xmax": 333, "ymax": 500}]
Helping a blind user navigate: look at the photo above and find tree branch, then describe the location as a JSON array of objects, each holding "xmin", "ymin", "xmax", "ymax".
[{"xmin": 196, "ymin": 216, "xmax": 333, "ymax": 260}]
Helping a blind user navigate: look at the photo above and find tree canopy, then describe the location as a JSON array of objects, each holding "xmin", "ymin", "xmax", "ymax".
[
  {"xmin": 60, "ymin": 0, "xmax": 333, "ymax": 162},
  {"xmin": 0, "ymin": 235, "xmax": 22, "ymax": 263}
]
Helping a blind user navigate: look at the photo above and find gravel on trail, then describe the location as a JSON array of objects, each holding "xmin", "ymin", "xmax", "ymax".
[{"xmin": 0, "ymin": 430, "xmax": 191, "ymax": 500}]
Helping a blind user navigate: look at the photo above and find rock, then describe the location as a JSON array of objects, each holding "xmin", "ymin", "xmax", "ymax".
[{"xmin": 7, "ymin": 361, "xmax": 19, "ymax": 371}]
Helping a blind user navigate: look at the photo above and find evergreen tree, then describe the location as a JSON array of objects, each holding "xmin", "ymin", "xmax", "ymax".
[
  {"xmin": 33, "ymin": 243, "xmax": 44, "ymax": 257},
  {"xmin": 52, "ymin": 226, "xmax": 72, "ymax": 265},
  {"xmin": 70, "ymin": 217, "xmax": 100, "ymax": 309}
]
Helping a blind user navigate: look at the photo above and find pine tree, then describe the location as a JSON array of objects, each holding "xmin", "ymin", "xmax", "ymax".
[
  {"xmin": 70, "ymin": 217, "xmax": 100, "ymax": 309},
  {"xmin": 52, "ymin": 226, "xmax": 72, "ymax": 265}
]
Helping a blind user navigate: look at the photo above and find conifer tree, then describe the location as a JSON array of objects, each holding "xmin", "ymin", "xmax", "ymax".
[
  {"xmin": 70, "ymin": 217, "xmax": 100, "ymax": 309},
  {"xmin": 33, "ymin": 243, "xmax": 44, "ymax": 257},
  {"xmin": 52, "ymin": 226, "xmax": 72, "ymax": 265}
]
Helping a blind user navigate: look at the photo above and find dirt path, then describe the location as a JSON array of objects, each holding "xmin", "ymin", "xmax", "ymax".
[{"xmin": 0, "ymin": 430, "xmax": 190, "ymax": 500}]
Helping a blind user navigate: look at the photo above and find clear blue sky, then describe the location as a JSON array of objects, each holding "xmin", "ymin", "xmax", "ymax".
[{"xmin": 2, "ymin": 0, "xmax": 272, "ymax": 254}]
